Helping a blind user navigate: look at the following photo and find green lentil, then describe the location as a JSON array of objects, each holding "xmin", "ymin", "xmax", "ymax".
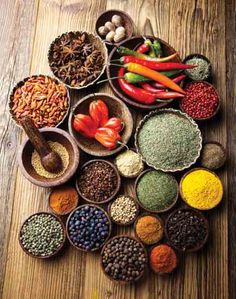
[
  {"xmin": 185, "ymin": 57, "xmax": 210, "ymax": 81},
  {"xmin": 137, "ymin": 170, "xmax": 178, "ymax": 211}
]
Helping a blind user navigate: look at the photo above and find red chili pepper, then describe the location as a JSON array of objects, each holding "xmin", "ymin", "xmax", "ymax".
[
  {"xmin": 140, "ymin": 83, "xmax": 164, "ymax": 93},
  {"xmin": 89, "ymin": 99, "xmax": 109, "ymax": 127},
  {"xmin": 152, "ymin": 74, "xmax": 186, "ymax": 88},
  {"xmin": 140, "ymin": 83, "xmax": 184, "ymax": 98},
  {"xmin": 136, "ymin": 43, "xmax": 150, "ymax": 53},
  {"xmin": 103, "ymin": 117, "xmax": 124, "ymax": 132},
  {"xmin": 73, "ymin": 114, "xmax": 97, "ymax": 138},
  {"xmin": 95, "ymin": 127, "xmax": 121, "ymax": 150}
]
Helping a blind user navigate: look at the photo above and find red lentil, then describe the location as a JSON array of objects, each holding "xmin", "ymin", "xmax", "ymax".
[{"xmin": 181, "ymin": 82, "xmax": 219, "ymax": 119}]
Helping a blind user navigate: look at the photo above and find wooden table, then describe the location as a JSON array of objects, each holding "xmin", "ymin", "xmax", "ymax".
[{"xmin": 0, "ymin": 0, "xmax": 235, "ymax": 298}]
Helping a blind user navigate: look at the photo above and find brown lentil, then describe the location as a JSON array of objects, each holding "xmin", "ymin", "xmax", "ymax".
[{"xmin": 110, "ymin": 195, "xmax": 137, "ymax": 224}]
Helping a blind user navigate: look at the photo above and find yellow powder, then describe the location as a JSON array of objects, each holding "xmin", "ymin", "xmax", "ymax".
[{"xmin": 181, "ymin": 169, "xmax": 223, "ymax": 210}]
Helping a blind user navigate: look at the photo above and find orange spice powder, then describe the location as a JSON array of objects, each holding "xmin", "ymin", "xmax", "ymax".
[{"xmin": 150, "ymin": 244, "xmax": 177, "ymax": 274}]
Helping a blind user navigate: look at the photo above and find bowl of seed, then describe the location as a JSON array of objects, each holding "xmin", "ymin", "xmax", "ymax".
[
  {"xmin": 18, "ymin": 128, "xmax": 80, "ymax": 188},
  {"xmin": 108, "ymin": 195, "xmax": 139, "ymax": 226},
  {"xmin": 48, "ymin": 31, "xmax": 108, "ymax": 90},
  {"xmin": 19, "ymin": 212, "xmax": 66, "ymax": 259}
]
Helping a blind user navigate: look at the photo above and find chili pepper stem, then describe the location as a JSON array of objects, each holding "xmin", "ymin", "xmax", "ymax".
[{"xmin": 96, "ymin": 76, "xmax": 124, "ymax": 85}]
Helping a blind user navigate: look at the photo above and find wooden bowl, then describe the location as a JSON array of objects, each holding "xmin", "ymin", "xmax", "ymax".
[
  {"xmin": 100, "ymin": 235, "xmax": 148, "ymax": 284},
  {"xmin": 200, "ymin": 141, "xmax": 226, "ymax": 170},
  {"xmin": 95, "ymin": 10, "xmax": 134, "ymax": 47},
  {"xmin": 19, "ymin": 212, "xmax": 66, "ymax": 259},
  {"xmin": 108, "ymin": 195, "xmax": 139, "ymax": 226},
  {"xmin": 68, "ymin": 93, "xmax": 133, "ymax": 157},
  {"xmin": 134, "ymin": 169, "xmax": 179, "ymax": 213},
  {"xmin": 107, "ymin": 35, "xmax": 181, "ymax": 110},
  {"xmin": 75, "ymin": 159, "xmax": 121, "ymax": 204},
  {"xmin": 134, "ymin": 213, "xmax": 164, "ymax": 245},
  {"xmin": 179, "ymin": 167, "xmax": 223, "ymax": 210},
  {"xmin": 18, "ymin": 128, "xmax": 80, "ymax": 188},
  {"xmin": 66, "ymin": 204, "xmax": 112, "ymax": 252}
]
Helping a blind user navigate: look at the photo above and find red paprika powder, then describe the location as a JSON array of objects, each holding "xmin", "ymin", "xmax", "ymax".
[{"xmin": 150, "ymin": 244, "xmax": 177, "ymax": 274}]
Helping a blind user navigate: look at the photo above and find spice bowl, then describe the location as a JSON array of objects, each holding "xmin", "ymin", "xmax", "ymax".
[
  {"xmin": 68, "ymin": 93, "xmax": 133, "ymax": 157},
  {"xmin": 18, "ymin": 128, "xmax": 80, "ymax": 188},
  {"xmin": 200, "ymin": 141, "xmax": 226, "ymax": 170}
]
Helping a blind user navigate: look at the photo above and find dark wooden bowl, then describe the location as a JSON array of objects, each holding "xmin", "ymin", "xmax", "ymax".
[
  {"xmin": 66, "ymin": 204, "xmax": 112, "ymax": 252},
  {"xmin": 179, "ymin": 81, "xmax": 220, "ymax": 121},
  {"xmin": 100, "ymin": 234, "xmax": 148, "ymax": 284},
  {"xmin": 18, "ymin": 128, "xmax": 80, "ymax": 188},
  {"xmin": 164, "ymin": 208, "xmax": 209, "ymax": 252},
  {"xmin": 19, "ymin": 212, "xmax": 66, "ymax": 259},
  {"xmin": 200, "ymin": 141, "xmax": 226, "ymax": 170},
  {"xmin": 108, "ymin": 195, "xmax": 139, "ymax": 226},
  {"xmin": 134, "ymin": 213, "xmax": 164, "ymax": 245},
  {"xmin": 179, "ymin": 167, "xmax": 223, "ymax": 210},
  {"xmin": 95, "ymin": 10, "xmax": 134, "ymax": 47},
  {"xmin": 134, "ymin": 169, "xmax": 179, "ymax": 213},
  {"xmin": 68, "ymin": 93, "xmax": 133, "ymax": 157},
  {"xmin": 75, "ymin": 159, "xmax": 121, "ymax": 204},
  {"xmin": 107, "ymin": 35, "xmax": 181, "ymax": 110}
]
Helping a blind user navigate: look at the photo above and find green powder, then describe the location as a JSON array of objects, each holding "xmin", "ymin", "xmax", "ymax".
[
  {"xmin": 185, "ymin": 57, "xmax": 210, "ymax": 80},
  {"xmin": 137, "ymin": 170, "xmax": 177, "ymax": 211}
]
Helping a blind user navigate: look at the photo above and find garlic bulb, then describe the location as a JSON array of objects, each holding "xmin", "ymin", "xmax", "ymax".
[
  {"xmin": 111, "ymin": 15, "xmax": 123, "ymax": 27},
  {"xmin": 114, "ymin": 32, "xmax": 126, "ymax": 43},
  {"xmin": 104, "ymin": 21, "xmax": 115, "ymax": 32},
  {"xmin": 105, "ymin": 31, "xmax": 116, "ymax": 42},
  {"xmin": 98, "ymin": 26, "xmax": 109, "ymax": 37},
  {"xmin": 115, "ymin": 26, "xmax": 126, "ymax": 34}
]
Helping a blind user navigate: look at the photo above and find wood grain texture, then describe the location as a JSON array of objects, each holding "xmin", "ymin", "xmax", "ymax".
[{"xmin": 0, "ymin": 0, "xmax": 233, "ymax": 298}]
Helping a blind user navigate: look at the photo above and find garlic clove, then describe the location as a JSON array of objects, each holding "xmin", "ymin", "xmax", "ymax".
[
  {"xmin": 105, "ymin": 31, "xmax": 116, "ymax": 42},
  {"xmin": 98, "ymin": 26, "xmax": 109, "ymax": 37},
  {"xmin": 115, "ymin": 26, "xmax": 126, "ymax": 34},
  {"xmin": 104, "ymin": 21, "xmax": 116, "ymax": 32},
  {"xmin": 113, "ymin": 32, "xmax": 126, "ymax": 43},
  {"xmin": 111, "ymin": 15, "xmax": 123, "ymax": 27}
]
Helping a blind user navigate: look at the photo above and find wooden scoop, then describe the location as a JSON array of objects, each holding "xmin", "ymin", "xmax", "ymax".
[{"xmin": 21, "ymin": 117, "xmax": 63, "ymax": 173}]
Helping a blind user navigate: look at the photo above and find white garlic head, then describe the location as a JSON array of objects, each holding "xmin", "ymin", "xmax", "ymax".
[
  {"xmin": 98, "ymin": 26, "xmax": 109, "ymax": 37},
  {"xmin": 111, "ymin": 15, "xmax": 123, "ymax": 27},
  {"xmin": 104, "ymin": 21, "xmax": 115, "ymax": 32},
  {"xmin": 105, "ymin": 31, "xmax": 116, "ymax": 42}
]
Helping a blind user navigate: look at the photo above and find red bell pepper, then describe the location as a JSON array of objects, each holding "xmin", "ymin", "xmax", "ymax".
[
  {"xmin": 103, "ymin": 117, "xmax": 124, "ymax": 133},
  {"xmin": 95, "ymin": 127, "xmax": 121, "ymax": 150}
]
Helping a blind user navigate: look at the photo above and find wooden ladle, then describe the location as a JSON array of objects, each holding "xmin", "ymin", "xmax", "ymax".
[{"xmin": 21, "ymin": 117, "xmax": 63, "ymax": 173}]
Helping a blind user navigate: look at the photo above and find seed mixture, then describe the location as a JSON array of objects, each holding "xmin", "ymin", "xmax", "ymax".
[
  {"xmin": 200, "ymin": 142, "xmax": 226, "ymax": 170},
  {"xmin": 31, "ymin": 141, "xmax": 69, "ymax": 179},
  {"xmin": 115, "ymin": 149, "xmax": 144, "ymax": 177},
  {"xmin": 150, "ymin": 244, "xmax": 177, "ymax": 274},
  {"xmin": 20, "ymin": 213, "xmax": 64, "ymax": 257},
  {"xmin": 110, "ymin": 195, "xmax": 137, "ymax": 224},
  {"xmin": 185, "ymin": 56, "xmax": 211, "ymax": 81}
]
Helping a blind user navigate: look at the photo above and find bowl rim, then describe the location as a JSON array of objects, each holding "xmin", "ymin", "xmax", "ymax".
[
  {"xmin": 66, "ymin": 204, "xmax": 112, "ymax": 252},
  {"xmin": 47, "ymin": 31, "xmax": 108, "ymax": 90},
  {"xmin": 75, "ymin": 159, "xmax": 121, "ymax": 204},
  {"xmin": 19, "ymin": 211, "xmax": 66, "ymax": 259},
  {"xmin": 134, "ymin": 108, "xmax": 203, "ymax": 172},
  {"xmin": 200, "ymin": 141, "xmax": 226, "ymax": 169},
  {"xmin": 17, "ymin": 127, "xmax": 80, "ymax": 188}
]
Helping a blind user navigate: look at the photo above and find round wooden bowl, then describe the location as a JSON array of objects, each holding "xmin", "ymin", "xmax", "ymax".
[
  {"xmin": 68, "ymin": 93, "xmax": 133, "ymax": 157},
  {"xmin": 200, "ymin": 141, "xmax": 226, "ymax": 170},
  {"xmin": 100, "ymin": 234, "xmax": 148, "ymax": 284},
  {"xmin": 95, "ymin": 9, "xmax": 134, "ymax": 47},
  {"xmin": 179, "ymin": 81, "xmax": 220, "ymax": 121},
  {"xmin": 66, "ymin": 204, "xmax": 112, "ymax": 252},
  {"xmin": 134, "ymin": 169, "xmax": 179, "ymax": 213},
  {"xmin": 165, "ymin": 208, "xmax": 209, "ymax": 253},
  {"xmin": 48, "ymin": 31, "xmax": 108, "ymax": 90},
  {"xmin": 19, "ymin": 212, "xmax": 66, "ymax": 259},
  {"xmin": 107, "ymin": 35, "xmax": 181, "ymax": 110},
  {"xmin": 75, "ymin": 159, "xmax": 121, "ymax": 204},
  {"xmin": 134, "ymin": 213, "xmax": 164, "ymax": 246},
  {"xmin": 179, "ymin": 167, "xmax": 223, "ymax": 210},
  {"xmin": 18, "ymin": 128, "xmax": 80, "ymax": 188},
  {"xmin": 108, "ymin": 195, "xmax": 139, "ymax": 226},
  {"xmin": 9, "ymin": 75, "xmax": 70, "ymax": 129}
]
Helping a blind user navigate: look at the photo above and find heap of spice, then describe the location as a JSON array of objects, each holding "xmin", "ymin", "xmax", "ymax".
[
  {"xmin": 115, "ymin": 149, "xmax": 144, "ymax": 177},
  {"xmin": 150, "ymin": 244, "xmax": 177, "ymax": 274},
  {"xmin": 136, "ymin": 170, "xmax": 178, "ymax": 212},
  {"xmin": 181, "ymin": 82, "xmax": 219, "ymax": 119},
  {"xmin": 110, "ymin": 195, "xmax": 138, "ymax": 225},
  {"xmin": 11, "ymin": 75, "xmax": 69, "ymax": 128},
  {"xmin": 166, "ymin": 209, "xmax": 208, "ymax": 251},
  {"xmin": 184, "ymin": 56, "xmax": 211, "ymax": 81},
  {"xmin": 135, "ymin": 215, "xmax": 163, "ymax": 245},
  {"xmin": 181, "ymin": 168, "xmax": 223, "ymax": 210},
  {"xmin": 31, "ymin": 141, "xmax": 69, "ymax": 179},
  {"xmin": 48, "ymin": 32, "xmax": 105, "ymax": 87},
  {"xmin": 20, "ymin": 213, "xmax": 64, "ymax": 257},
  {"xmin": 67, "ymin": 205, "xmax": 110, "ymax": 251},
  {"xmin": 200, "ymin": 142, "xmax": 226, "ymax": 170},
  {"xmin": 77, "ymin": 161, "xmax": 119, "ymax": 203},
  {"xmin": 136, "ymin": 110, "xmax": 202, "ymax": 171},
  {"xmin": 49, "ymin": 185, "xmax": 79, "ymax": 215},
  {"xmin": 101, "ymin": 236, "xmax": 147, "ymax": 282}
]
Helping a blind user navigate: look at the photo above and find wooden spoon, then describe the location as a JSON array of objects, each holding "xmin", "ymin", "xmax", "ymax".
[{"xmin": 21, "ymin": 117, "xmax": 63, "ymax": 173}]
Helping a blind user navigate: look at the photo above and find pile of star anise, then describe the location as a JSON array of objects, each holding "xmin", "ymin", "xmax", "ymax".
[{"xmin": 48, "ymin": 32, "xmax": 105, "ymax": 87}]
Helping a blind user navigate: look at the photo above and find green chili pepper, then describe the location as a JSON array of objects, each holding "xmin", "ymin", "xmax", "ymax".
[
  {"xmin": 124, "ymin": 70, "xmax": 182, "ymax": 84},
  {"xmin": 153, "ymin": 40, "xmax": 162, "ymax": 57},
  {"xmin": 145, "ymin": 39, "xmax": 156, "ymax": 58}
]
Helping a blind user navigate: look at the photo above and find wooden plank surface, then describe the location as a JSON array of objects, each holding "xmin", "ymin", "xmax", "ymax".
[{"xmin": 0, "ymin": 0, "xmax": 233, "ymax": 298}]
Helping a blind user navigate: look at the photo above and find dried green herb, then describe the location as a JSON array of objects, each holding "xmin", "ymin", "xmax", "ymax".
[{"xmin": 185, "ymin": 57, "xmax": 210, "ymax": 80}]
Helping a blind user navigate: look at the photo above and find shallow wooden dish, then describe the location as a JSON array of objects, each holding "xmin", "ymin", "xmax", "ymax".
[
  {"xmin": 18, "ymin": 128, "xmax": 80, "ymax": 188},
  {"xmin": 165, "ymin": 207, "xmax": 209, "ymax": 252},
  {"xmin": 200, "ymin": 141, "xmax": 226, "ymax": 170},
  {"xmin": 19, "ymin": 212, "xmax": 66, "ymax": 259},
  {"xmin": 100, "ymin": 235, "xmax": 148, "ymax": 284},
  {"xmin": 68, "ymin": 93, "xmax": 133, "ymax": 157},
  {"xmin": 75, "ymin": 159, "xmax": 121, "ymax": 204},
  {"xmin": 107, "ymin": 35, "xmax": 181, "ymax": 110},
  {"xmin": 66, "ymin": 204, "xmax": 112, "ymax": 252},
  {"xmin": 179, "ymin": 167, "xmax": 223, "ymax": 210},
  {"xmin": 108, "ymin": 195, "xmax": 139, "ymax": 226},
  {"xmin": 95, "ymin": 9, "xmax": 134, "ymax": 47},
  {"xmin": 134, "ymin": 169, "xmax": 179, "ymax": 213}
]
